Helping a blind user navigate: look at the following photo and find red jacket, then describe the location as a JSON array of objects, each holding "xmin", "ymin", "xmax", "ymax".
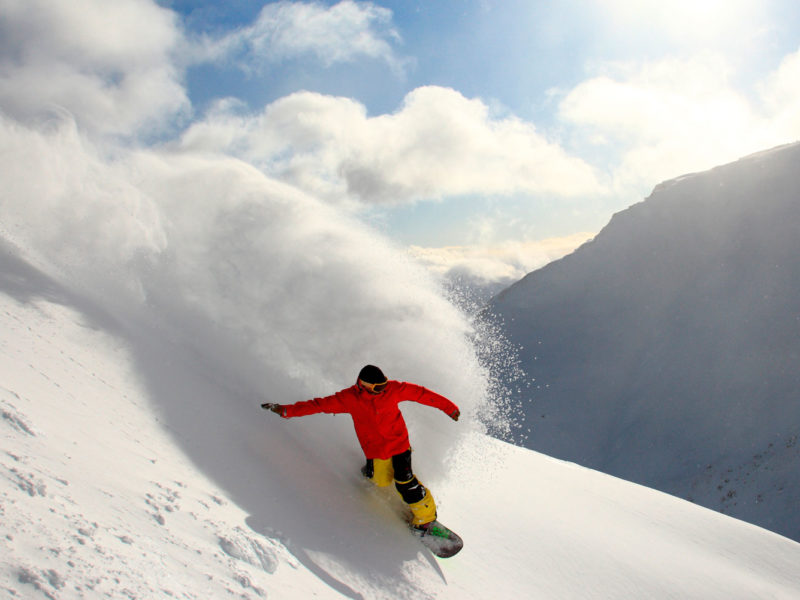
[{"xmin": 282, "ymin": 381, "xmax": 459, "ymax": 460}]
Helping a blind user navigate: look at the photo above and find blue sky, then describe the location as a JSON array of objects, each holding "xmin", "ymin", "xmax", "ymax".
[
  {"xmin": 165, "ymin": 1, "xmax": 800, "ymax": 251},
  {"xmin": 178, "ymin": 1, "xmax": 594, "ymax": 119},
  {"xmin": 172, "ymin": 1, "xmax": 800, "ymax": 121},
  {"xmin": 3, "ymin": 0, "xmax": 800, "ymax": 284}
]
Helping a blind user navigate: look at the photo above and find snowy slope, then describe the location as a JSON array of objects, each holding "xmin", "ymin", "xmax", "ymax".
[
  {"xmin": 3, "ymin": 238, "xmax": 800, "ymax": 599},
  {"xmin": 489, "ymin": 142, "xmax": 800, "ymax": 542},
  {"xmin": 2, "ymin": 2, "xmax": 799, "ymax": 595}
]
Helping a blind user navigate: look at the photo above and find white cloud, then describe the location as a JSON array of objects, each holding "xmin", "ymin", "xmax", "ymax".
[
  {"xmin": 408, "ymin": 233, "xmax": 594, "ymax": 286},
  {"xmin": 197, "ymin": 0, "xmax": 408, "ymax": 74},
  {"xmin": 594, "ymin": 0, "xmax": 768, "ymax": 49},
  {"xmin": 0, "ymin": 0, "xmax": 188, "ymax": 138},
  {"xmin": 180, "ymin": 86, "xmax": 605, "ymax": 205},
  {"xmin": 759, "ymin": 50, "xmax": 800, "ymax": 134},
  {"xmin": 7, "ymin": 0, "xmax": 800, "ymax": 280},
  {"xmin": 558, "ymin": 52, "xmax": 800, "ymax": 198}
]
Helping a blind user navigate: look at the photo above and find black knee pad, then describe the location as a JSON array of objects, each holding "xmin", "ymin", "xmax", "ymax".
[
  {"xmin": 391, "ymin": 449, "xmax": 413, "ymax": 482},
  {"xmin": 395, "ymin": 476, "xmax": 426, "ymax": 504}
]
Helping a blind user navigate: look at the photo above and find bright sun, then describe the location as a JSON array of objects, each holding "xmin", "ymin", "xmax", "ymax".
[{"xmin": 599, "ymin": 0, "xmax": 765, "ymax": 47}]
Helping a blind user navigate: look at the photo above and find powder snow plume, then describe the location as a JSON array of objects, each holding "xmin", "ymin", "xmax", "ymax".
[
  {"xmin": 0, "ymin": 109, "xmax": 512, "ymax": 475},
  {"xmin": 0, "ymin": 0, "xmax": 521, "ymax": 478}
]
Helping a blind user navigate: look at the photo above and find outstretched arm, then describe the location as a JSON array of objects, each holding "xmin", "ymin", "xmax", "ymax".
[
  {"xmin": 397, "ymin": 382, "xmax": 460, "ymax": 421},
  {"xmin": 261, "ymin": 389, "xmax": 351, "ymax": 418}
]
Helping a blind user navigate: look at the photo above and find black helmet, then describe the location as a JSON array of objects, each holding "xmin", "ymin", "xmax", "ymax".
[{"xmin": 357, "ymin": 365, "xmax": 387, "ymax": 384}]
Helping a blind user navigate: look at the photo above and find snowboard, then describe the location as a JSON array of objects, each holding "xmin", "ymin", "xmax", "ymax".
[{"xmin": 409, "ymin": 520, "xmax": 463, "ymax": 558}]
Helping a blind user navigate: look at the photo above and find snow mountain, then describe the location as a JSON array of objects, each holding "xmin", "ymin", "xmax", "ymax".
[
  {"xmin": 489, "ymin": 142, "xmax": 800, "ymax": 543},
  {"xmin": 3, "ymin": 238, "xmax": 800, "ymax": 599}
]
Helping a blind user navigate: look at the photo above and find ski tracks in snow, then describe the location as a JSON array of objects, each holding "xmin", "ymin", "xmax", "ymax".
[{"xmin": 0, "ymin": 293, "xmax": 320, "ymax": 599}]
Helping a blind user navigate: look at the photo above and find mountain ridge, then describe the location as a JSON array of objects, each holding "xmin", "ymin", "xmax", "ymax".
[{"xmin": 490, "ymin": 141, "xmax": 800, "ymax": 541}]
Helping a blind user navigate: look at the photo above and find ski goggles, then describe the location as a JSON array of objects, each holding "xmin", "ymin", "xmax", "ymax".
[{"xmin": 359, "ymin": 379, "xmax": 387, "ymax": 394}]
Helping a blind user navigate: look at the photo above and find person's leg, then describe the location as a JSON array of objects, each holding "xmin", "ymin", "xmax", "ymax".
[
  {"xmin": 392, "ymin": 449, "xmax": 436, "ymax": 525},
  {"xmin": 363, "ymin": 457, "xmax": 394, "ymax": 487},
  {"xmin": 361, "ymin": 458, "xmax": 373, "ymax": 478}
]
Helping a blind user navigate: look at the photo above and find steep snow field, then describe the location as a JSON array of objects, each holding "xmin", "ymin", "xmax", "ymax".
[{"xmin": 2, "ymin": 246, "xmax": 799, "ymax": 599}]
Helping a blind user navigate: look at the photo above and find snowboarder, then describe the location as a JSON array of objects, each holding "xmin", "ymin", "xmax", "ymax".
[{"xmin": 261, "ymin": 365, "xmax": 460, "ymax": 531}]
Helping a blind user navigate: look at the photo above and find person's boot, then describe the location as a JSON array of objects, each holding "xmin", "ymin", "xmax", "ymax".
[
  {"xmin": 360, "ymin": 459, "xmax": 373, "ymax": 479},
  {"xmin": 406, "ymin": 488, "xmax": 437, "ymax": 527}
]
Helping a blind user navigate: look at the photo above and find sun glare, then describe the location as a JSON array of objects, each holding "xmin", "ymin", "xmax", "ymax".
[{"xmin": 599, "ymin": 0, "xmax": 765, "ymax": 47}]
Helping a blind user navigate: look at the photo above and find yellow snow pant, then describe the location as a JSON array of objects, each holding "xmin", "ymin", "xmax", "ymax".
[
  {"xmin": 401, "ymin": 481, "xmax": 437, "ymax": 525},
  {"xmin": 367, "ymin": 450, "xmax": 437, "ymax": 526},
  {"xmin": 370, "ymin": 456, "xmax": 395, "ymax": 487}
]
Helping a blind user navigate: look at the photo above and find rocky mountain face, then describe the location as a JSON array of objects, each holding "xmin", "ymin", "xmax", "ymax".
[{"xmin": 489, "ymin": 142, "xmax": 800, "ymax": 541}]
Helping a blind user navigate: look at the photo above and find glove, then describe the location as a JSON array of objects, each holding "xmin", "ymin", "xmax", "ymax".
[
  {"xmin": 450, "ymin": 408, "xmax": 460, "ymax": 421},
  {"xmin": 261, "ymin": 402, "xmax": 284, "ymax": 416}
]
